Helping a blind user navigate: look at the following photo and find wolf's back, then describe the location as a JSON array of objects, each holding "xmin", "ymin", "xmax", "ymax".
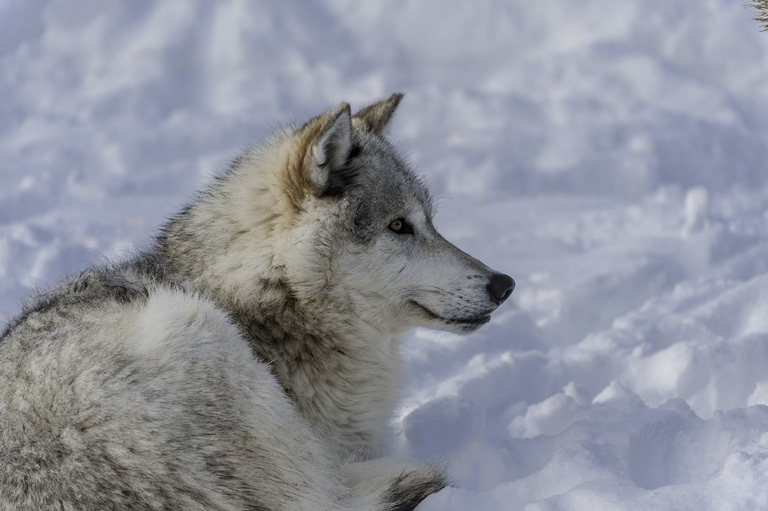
[{"xmin": 0, "ymin": 268, "xmax": 352, "ymax": 510}]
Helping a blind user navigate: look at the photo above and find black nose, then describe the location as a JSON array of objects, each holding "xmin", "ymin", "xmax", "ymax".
[{"xmin": 487, "ymin": 273, "xmax": 515, "ymax": 304}]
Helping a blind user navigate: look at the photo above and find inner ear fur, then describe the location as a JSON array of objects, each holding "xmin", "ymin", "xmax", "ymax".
[
  {"xmin": 285, "ymin": 103, "xmax": 355, "ymax": 205},
  {"xmin": 311, "ymin": 103, "xmax": 353, "ymax": 190},
  {"xmin": 284, "ymin": 94, "xmax": 404, "ymax": 206},
  {"xmin": 352, "ymin": 92, "xmax": 404, "ymax": 135}
]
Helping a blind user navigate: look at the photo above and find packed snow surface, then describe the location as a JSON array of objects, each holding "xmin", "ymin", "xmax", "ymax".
[{"xmin": 2, "ymin": 1, "xmax": 768, "ymax": 509}]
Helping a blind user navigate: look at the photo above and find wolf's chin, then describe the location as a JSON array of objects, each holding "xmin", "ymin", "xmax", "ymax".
[{"xmin": 409, "ymin": 300, "xmax": 492, "ymax": 333}]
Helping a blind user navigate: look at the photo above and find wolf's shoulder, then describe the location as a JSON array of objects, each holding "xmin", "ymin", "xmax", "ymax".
[
  {"xmin": 1, "ymin": 261, "xmax": 250, "ymax": 369},
  {"xmin": 1, "ymin": 266, "xmax": 147, "ymax": 339},
  {"xmin": 1, "ymin": 260, "xmax": 209, "ymax": 344}
]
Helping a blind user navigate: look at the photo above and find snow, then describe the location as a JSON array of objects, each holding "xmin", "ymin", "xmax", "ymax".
[{"xmin": 2, "ymin": 1, "xmax": 768, "ymax": 508}]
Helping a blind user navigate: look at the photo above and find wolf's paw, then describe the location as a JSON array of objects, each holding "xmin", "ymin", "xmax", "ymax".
[
  {"xmin": 343, "ymin": 458, "xmax": 447, "ymax": 511},
  {"xmin": 381, "ymin": 463, "xmax": 447, "ymax": 511}
]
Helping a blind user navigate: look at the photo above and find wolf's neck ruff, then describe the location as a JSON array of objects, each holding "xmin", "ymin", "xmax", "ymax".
[
  {"xmin": 142, "ymin": 245, "xmax": 403, "ymax": 460},
  {"xmin": 227, "ymin": 293, "xmax": 403, "ymax": 459}
]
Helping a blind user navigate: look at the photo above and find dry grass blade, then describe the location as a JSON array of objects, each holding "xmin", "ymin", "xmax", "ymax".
[{"xmin": 752, "ymin": 0, "xmax": 768, "ymax": 31}]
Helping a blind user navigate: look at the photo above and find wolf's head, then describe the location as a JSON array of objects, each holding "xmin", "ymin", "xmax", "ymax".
[{"xmin": 163, "ymin": 94, "xmax": 513, "ymax": 336}]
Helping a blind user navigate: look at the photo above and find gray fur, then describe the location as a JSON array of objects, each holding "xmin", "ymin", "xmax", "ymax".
[{"xmin": 0, "ymin": 95, "xmax": 513, "ymax": 510}]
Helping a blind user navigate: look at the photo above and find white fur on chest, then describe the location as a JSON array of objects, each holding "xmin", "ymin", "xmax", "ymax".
[{"xmin": 280, "ymin": 322, "xmax": 406, "ymax": 459}]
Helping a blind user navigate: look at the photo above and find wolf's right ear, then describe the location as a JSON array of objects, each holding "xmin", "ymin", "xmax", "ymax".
[
  {"xmin": 352, "ymin": 92, "xmax": 404, "ymax": 135},
  {"xmin": 310, "ymin": 103, "xmax": 353, "ymax": 193}
]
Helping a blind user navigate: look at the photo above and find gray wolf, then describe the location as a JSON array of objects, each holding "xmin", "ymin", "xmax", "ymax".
[{"xmin": 0, "ymin": 94, "xmax": 514, "ymax": 510}]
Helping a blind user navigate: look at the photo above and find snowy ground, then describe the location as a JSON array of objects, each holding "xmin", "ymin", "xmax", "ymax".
[{"xmin": 3, "ymin": 1, "xmax": 768, "ymax": 509}]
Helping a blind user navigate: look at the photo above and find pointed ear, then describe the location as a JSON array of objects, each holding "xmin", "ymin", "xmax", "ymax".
[
  {"xmin": 310, "ymin": 103, "xmax": 353, "ymax": 192},
  {"xmin": 352, "ymin": 92, "xmax": 404, "ymax": 135}
]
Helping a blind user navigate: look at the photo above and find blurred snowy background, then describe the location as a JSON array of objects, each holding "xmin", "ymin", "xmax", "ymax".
[{"xmin": 2, "ymin": 1, "xmax": 768, "ymax": 509}]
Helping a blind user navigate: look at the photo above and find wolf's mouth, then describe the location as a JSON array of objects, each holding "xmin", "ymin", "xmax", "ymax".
[{"xmin": 409, "ymin": 301, "xmax": 492, "ymax": 327}]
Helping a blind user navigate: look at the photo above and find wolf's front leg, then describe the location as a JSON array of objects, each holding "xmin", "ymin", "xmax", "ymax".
[{"xmin": 343, "ymin": 458, "xmax": 447, "ymax": 511}]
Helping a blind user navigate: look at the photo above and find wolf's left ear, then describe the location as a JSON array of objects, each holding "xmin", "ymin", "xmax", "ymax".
[
  {"xmin": 352, "ymin": 92, "xmax": 404, "ymax": 135},
  {"xmin": 310, "ymin": 103, "xmax": 353, "ymax": 193}
]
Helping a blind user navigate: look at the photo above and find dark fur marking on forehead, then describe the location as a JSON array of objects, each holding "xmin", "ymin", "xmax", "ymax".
[
  {"xmin": 409, "ymin": 174, "xmax": 434, "ymax": 219},
  {"xmin": 316, "ymin": 129, "xmax": 433, "ymax": 218},
  {"xmin": 377, "ymin": 139, "xmax": 433, "ymax": 216},
  {"xmin": 346, "ymin": 139, "xmax": 435, "ymax": 228}
]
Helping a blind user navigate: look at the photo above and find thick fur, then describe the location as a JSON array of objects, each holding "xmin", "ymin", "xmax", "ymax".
[{"xmin": 0, "ymin": 94, "xmax": 513, "ymax": 510}]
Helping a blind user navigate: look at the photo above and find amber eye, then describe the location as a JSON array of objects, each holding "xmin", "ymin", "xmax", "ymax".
[{"xmin": 388, "ymin": 218, "xmax": 413, "ymax": 234}]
